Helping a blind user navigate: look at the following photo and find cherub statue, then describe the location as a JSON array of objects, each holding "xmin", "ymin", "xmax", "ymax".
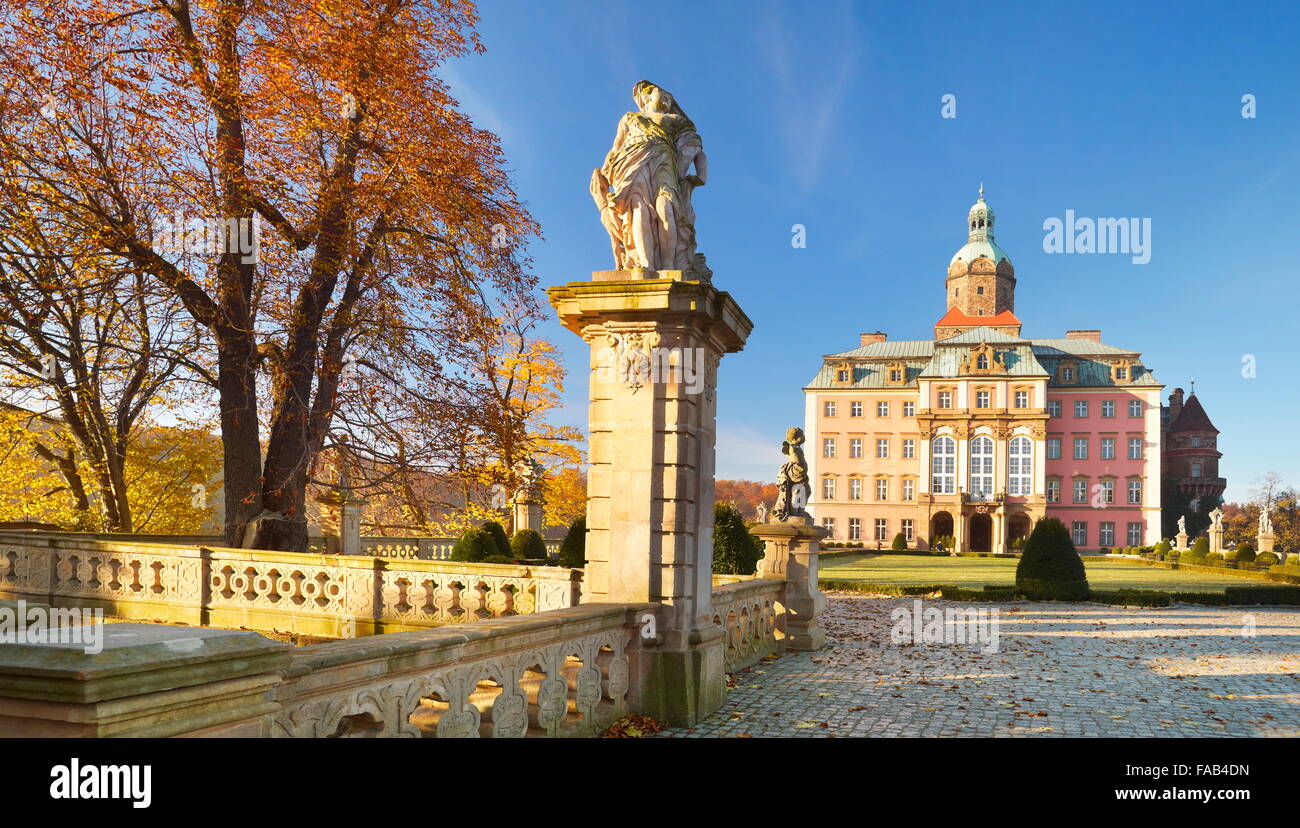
[{"xmin": 771, "ymin": 427, "xmax": 810, "ymax": 522}]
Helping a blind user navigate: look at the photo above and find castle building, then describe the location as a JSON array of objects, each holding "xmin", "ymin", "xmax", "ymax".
[{"xmin": 803, "ymin": 189, "xmax": 1164, "ymax": 553}]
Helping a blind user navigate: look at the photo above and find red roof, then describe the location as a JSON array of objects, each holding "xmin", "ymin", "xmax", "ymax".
[
  {"xmin": 1169, "ymin": 393, "xmax": 1218, "ymax": 433},
  {"xmin": 934, "ymin": 307, "xmax": 1022, "ymax": 328}
]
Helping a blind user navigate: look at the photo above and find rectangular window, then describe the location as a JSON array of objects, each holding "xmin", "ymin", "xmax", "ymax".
[
  {"xmin": 903, "ymin": 401, "xmax": 916, "ymax": 417},
  {"xmin": 821, "ymin": 517, "xmax": 836, "ymax": 538},
  {"xmin": 1014, "ymin": 390, "xmax": 1029, "ymax": 409},
  {"xmin": 1101, "ymin": 400, "xmax": 1116, "ymax": 418},
  {"xmin": 823, "ymin": 438, "xmax": 836, "ymax": 459},
  {"xmin": 1128, "ymin": 438, "xmax": 1143, "ymax": 460},
  {"xmin": 902, "ymin": 519, "xmax": 914, "ymax": 542},
  {"xmin": 1191, "ymin": 461, "xmax": 1203, "ymax": 478},
  {"xmin": 1099, "ymin": 480, "xmax": 1114, "ymax": 504},
  {"xmin": 848, "ymin": 518, "xmax": 861, "ymax": 541},
  {"xmin": 1128, "ymin": 399, "xmax": 1143, "ymax": 418},
  {"xmin": 1062, "ymin": 366, "xmax": 1076, "ymax": 382},
  {"xmin": 938, "ymin": 391, "xmax": 952, "ymax": 409},
  {"xmin": 824, "ymin": 401, "xmax": 837, "ymax": 417},
  {"xmin": 876, "ymin": 439, "xmax": 889, "ymax": 458},
  {"xmin": 1073, "ymin": 438, "xmax": 1088, "ymax": 460},
  {"xmin": 1099, "ymin": 522, "xmax": 1115, "ymax": 547},
  {"xmin": 889, "ymin": 368, "xmax": 903, "ymax": 382},
  {"xmin": 1101, "ymin": 438, "xmax": 1115, "ymax": 460},
  {"xmin": 976, "ymin": 390, "xmax": 990, "ymax": 409},
  {"xmin": 836, "ymin": 369, "xmax": 849, "ymax": 383},
  {"xmin": 1072, "ymin": 521, "xmax": 1088, "ymax": 547},
  {"xmin": 822, "ymin": 477, "xmax": 836, "ymax": 499},
  {"xmin": 1127, "ymin": 522, "xmax": 1142, "ymax": 546},
  {"xmin": 850, "ymin": 401, "xmax": 863, "ymax": 417},
  {"xmin": 849, "ymin": 478, "xmax": 862, "ymax": 500},
  {"xmin": 902, "ymin": 479, "xmax": 915, "ymax": 501},
  {"xmin": 1047, "ymin": 438, "xmax": 1061, "ymax": 459},
  {"xmin": 876, "ymin": 401, "xmax": 889, "ymax": 417},
  {"xmin": 1074, "ymin": 400, "xmax": 1089, "ymax": 418},
  {"xmin": 1048, "ymin": 400, "xmax": 1062, "ymax": 418},
  {"xmin": 902, "ymin": 439, "xmax": 915, "ymax": 459},
  {"xmin": 1073, "ymin": 480, "xmax": 1088, "ymax": 504},
  {"xmin": 874, "ymin": 519, "xmax": 888, "ymax": 542},
  {"xmin": 1128, "ymin": 479, "xmax": 1142, "ymax": 504},
  {"xmin": 875, "ymin": 479, "xmax": 888, "ymax": 501},
  {"xmin": 1046, "ymin": 479, "xmax": 1060, "ymax": 503},
  {"xmin": 849, "ymin": 438, "xmax": 863, "ymax": 459}
]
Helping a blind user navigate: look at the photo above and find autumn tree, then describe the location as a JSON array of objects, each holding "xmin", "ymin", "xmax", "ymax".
[
  {"xmin": 0, "ymin": 0, "xmax": 537, "ymax": 551},
  {"xmin": 0, "ymin": 189, "xmax": 209, "ymax": 531}
]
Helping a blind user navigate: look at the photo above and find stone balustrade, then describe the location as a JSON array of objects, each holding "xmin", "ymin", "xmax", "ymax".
[
  {"xmin": 272, "ymin": 603, "xmax": 652, "ymax": 738},
  {"xmin": 709, "ymin": 577, "xmax": 783, "ymax": 671},
  {"xmin": 0, "ymin": 603, "xmax": 653, "ymax": 737},
  {"xmin": 0, "ymin": 532, "xmax": 581, "ymax": 638}
]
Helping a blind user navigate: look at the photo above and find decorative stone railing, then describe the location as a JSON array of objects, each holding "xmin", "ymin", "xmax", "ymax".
[
  {"xmin": 31, "ymin": 531, "xmax": 561, "ymax": 561},
  {"xmin": 0, "ymin": 532, "xmax": 581, "ymax": 638},
  {"xmin": 710, "ymin": 577, "xmax": 783, "ymax": 671},
  {"xmin": 272, "ymin": 603, "xmax": 653, "ymax": 738}
]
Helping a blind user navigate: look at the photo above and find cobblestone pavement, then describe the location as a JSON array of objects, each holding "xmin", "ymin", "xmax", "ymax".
[{"xmin": 660, "ymin": 593, "xmax": 1300, "ymax": 737}]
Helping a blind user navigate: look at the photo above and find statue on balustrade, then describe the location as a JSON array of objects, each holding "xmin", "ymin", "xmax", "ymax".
[{"xmin": 772, "ymin": 427, "xmax": 811, "ymax": 522}]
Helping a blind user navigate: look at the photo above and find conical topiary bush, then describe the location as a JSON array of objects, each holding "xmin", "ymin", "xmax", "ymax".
[{"xmin": 1015, "ymin": 517, "xmax": 1089, "ymax": 601}]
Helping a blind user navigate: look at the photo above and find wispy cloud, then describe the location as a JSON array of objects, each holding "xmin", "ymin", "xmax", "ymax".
[{"xmin": 753, "ymin": 0, "xmax": 863, "ymax": 192}]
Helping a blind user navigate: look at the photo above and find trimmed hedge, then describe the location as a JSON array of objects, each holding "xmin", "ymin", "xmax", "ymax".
[
  {"xmin": 450, "ymin": 528, "xmax": 497, "ymax": 563},
  {"xmin": 482, "ymin": 554, "xmax": 516, "ymax": 565},
  {"xmin": 890, "ymin": 532, "xmax": 908, "ymax": 551},
  {"xmin": 558, "ymin": 515, "xmax": 586, "ymax": 568},
  {"xmin": 1016, "ymin": 517, "xmax": 1090, "ymax": 601},
  {"xmin": 713, "ymin": 502, "xmax": 761, "ymax": 575},
  {"xmin": 1235, "ymin": 544, "xmax": 1257, "ymax": 564},
  {"xmin": 1090, "ymin": 589, "xmax": 1172, "ymax": 607},
  {"xmin": 510, "ymin": 529, "xmax": 548, "ymax": 562},
  {"xmin": 481, "ymin": 520, "xmax": 511, "ymax": 558}
]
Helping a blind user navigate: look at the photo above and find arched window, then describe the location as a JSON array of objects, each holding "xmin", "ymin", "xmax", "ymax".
[
  {"xmin": 931, "ymin": 436, "xmax": 956, "ymax": 494},
  {"xmin": 1008, "ymin": 436, "xmax": 1032, "ymax": 496},
  {"xmin": 969, "ymin": 436, "xmax": 994, "ymax": 500}
]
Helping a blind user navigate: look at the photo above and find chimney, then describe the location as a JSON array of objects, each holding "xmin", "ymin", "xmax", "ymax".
[
  {"xmin": 859, "ymin": 331, "xmax": 887, "ymax": 346},
  {"xmin": 1168, "ymin": 387, "xmax": 1184, "ymax": 422},
  {"xmin": 1065, "ymin": 330, "xmax": 1102, "ymax": 343}
]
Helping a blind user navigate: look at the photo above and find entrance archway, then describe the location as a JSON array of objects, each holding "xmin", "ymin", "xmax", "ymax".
[
  {"xmin": 969, "ymin": 513, "xmax": 993, "ymax": 553},
  {"xmin": 1007, "ymin": 514, "xmax": 1032, "ymax": 549},
  {"xmin": 931, "ymin": 512, "xmax": 954, "ymax": 550}
]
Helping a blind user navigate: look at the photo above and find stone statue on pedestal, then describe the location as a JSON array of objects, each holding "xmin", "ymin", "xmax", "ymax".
[
  {"xmin": 1260, "ymin": 507, "xmax": 1273, "ymax": 536},
  {"xmin": 772, "ymin": 427, "xmax": 811, "ymax": 522},
  {"xmin": 590, "ymin": 81, "xmax": 710, "ymax": 280}
]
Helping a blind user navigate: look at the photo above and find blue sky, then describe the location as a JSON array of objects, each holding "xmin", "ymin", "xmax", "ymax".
[{"xmin": 444, "ymin": 0, "xmax": 1300, "ymax": 502}]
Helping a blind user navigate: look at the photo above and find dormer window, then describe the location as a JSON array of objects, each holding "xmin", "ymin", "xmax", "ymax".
[
  {"xmin": 1063, "ymin": 367, "xmax": 1074, "ymax": 381},
  {"xmin": 976, "ymin": 353, "xmax": 989, "ymax": 370},
  {"xmin": 837, "ymin": 369, "xmax": 848, "ymax": 382}
]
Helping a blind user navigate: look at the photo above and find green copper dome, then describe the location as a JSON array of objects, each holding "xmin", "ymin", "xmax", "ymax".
[{"xmin": 950, "ymin": 185, "xmax": 1012, "ymax": 266}]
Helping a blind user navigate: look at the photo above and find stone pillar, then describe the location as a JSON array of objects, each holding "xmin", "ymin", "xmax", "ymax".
[
  {"xmin": 1256, "ymin": 531, "xmax": 1275, "ymax": 556},
  {"xmin": 512, "ymin": 497, "xmax": 544, "ymax": 534},
  {"xmin": 752, "ymin": 518, "xmax": 828, "ymax": 650},
  {"xmin": 549, "ymin": 269, "xmax": 751, "ymax": 727},
  {"xmin": 1208, "ymin": 526, "xmax": 1224, "ymax": 556},
  {"xmin": 317, "ymin": 490, "xmax": 365, "ymax": 556}
]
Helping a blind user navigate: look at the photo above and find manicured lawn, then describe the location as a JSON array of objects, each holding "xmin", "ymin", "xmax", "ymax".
[{"xmin": 819, "ymin": 553, "xmax": 1253, "ymax": 593}]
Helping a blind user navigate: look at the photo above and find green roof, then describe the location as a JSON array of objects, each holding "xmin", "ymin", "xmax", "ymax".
[
  {"xmin": 934, "ymin": 326, "xmax": 1025, "ymax": 345},
  {"xmin": 918, "ymin": 344, "xmax": 1049, "ymax": 378}
]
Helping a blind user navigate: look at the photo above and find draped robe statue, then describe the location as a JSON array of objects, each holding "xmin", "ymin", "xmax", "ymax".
[{"xmin": 591, "ymin": 81, "xmax": 710, "ymax": 279}]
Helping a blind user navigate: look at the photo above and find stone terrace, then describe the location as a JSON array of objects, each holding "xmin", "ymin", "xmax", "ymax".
[{"xmin": 662, "ymin": 593, "xmax": 1300, "ymax": 737}]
